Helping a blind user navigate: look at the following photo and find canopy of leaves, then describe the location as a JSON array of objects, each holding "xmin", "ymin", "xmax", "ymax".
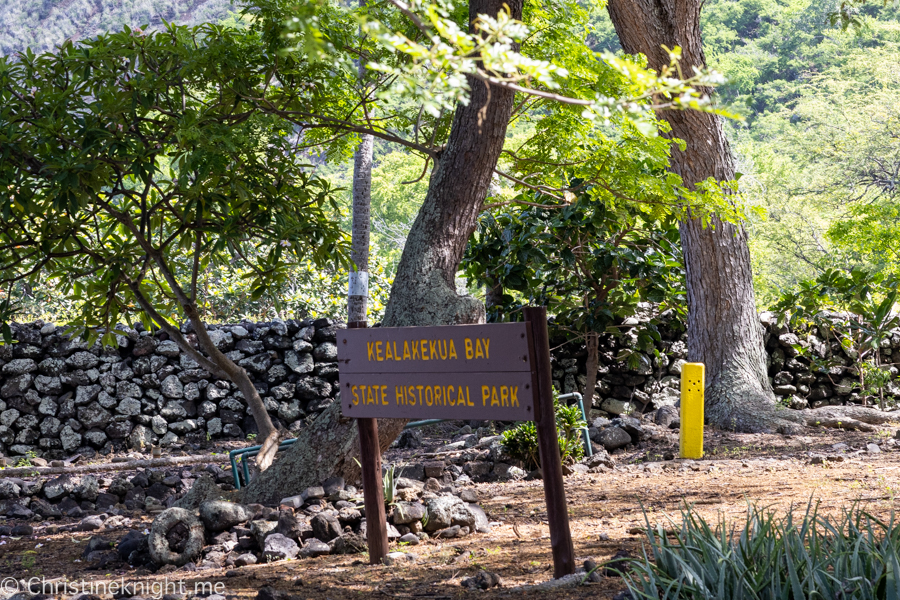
[
  {"xmin": 463, "ymin": 189, "xmax": 685, "ymax": 347},
  {"xmin": 0, "ymin": 22, "xmax": 348, "ymax": 342}
]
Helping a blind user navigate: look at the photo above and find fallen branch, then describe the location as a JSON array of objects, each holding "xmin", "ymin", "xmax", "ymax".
[{"xmin": 0, "ymin": 454, "xmax": 227, "ymax": 477}]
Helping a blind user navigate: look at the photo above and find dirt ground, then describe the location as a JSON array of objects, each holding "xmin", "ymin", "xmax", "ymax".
[{"xmin": 5, "ymin": 424, "xmax": 900, "ymax": 600}]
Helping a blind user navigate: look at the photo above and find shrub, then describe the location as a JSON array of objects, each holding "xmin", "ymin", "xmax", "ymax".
[
  {"xmin": 625, "ymin": 502, "xmax": 900, "ymax": 599},
  {"xmin": 500, "ymin": 393, "xmax": 586, "ymax": 470}
]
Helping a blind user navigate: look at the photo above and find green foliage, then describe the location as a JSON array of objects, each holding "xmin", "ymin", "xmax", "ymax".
[
  {"xmin": 773, "ymin": 268, "xmax": 899, "ymax": 406},
  {"xmin": 625, "ymin": 502, "xmax": 900, "ymax": 599},
  {"xmin": 383, "ymin": 463, "xmax": 398, "ymax": 506},
  {"xmin": 0, "ymin": 22, "xmax": 349, "ymax": 343},
  {"xmin": 463, "ymin": 188, "xmax": 686, "ymax": 351},
  {"xmin": 500, "ymin": 394, "xmax": 586, "ymax": 470}
]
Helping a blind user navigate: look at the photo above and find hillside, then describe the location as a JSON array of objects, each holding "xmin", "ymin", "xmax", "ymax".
[{"xmin": 0, "ymin": 0, "xmax": 233, "ymax": 55}]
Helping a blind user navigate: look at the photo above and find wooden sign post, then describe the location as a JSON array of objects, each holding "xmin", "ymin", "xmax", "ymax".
[{"xmin": 337, "ymin": 309, "xmax": 575, "ymax": 576}]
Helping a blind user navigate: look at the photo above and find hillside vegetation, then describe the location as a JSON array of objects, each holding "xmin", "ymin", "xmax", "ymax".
[
  {"xmin": 2, "ymin": 0, "xmax": 899, "ymax": 315},
  {"xmin": 0, "ymin": 0, "xmax": 233, "ymax": 55}
]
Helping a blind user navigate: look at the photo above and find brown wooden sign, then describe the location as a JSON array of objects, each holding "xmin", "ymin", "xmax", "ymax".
[
  {"xmin": 340, "ymin": 313, "xmax": 574, "ymax": 578},
  {"xmin": 337, "ymin": 323, "xmax": 536, "ymax": 421}
]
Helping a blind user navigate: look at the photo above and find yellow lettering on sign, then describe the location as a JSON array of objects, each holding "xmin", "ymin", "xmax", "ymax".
[
  {"xmin": 434, "ymin": 386, "xmax": 443, "ymax": 406},
  {"xmin": 384, "ymin": 342, "xmax": 394, "ymax": 361},
  {"xmin": 449, "ymin": 340, "xmax": 458, "ymax": 360},
  {"xmin": 481, "ymin": 385, "xmax": 489, "ymax": 406},
  {"xmin": 438, "ymin": 340, "xmax": 448, "ymax": 360},
  {"xmin": 412, "ymin": 341, "xmax": 420, "ymax": 360},
  {"xmin": 375, "ymin": 341, "xmax": 383, "ymax": 362},
  {"xmin": 392, "ymin": 342, "xmax": 400, "ymax": 361},
  {"xmin": 403, "ymin": 342, "xmax": 411, "ymax": 361},
  {"xmin": 395, "ymin": 386, "xmax": 405, "ymax": 405},
  {"xmin": 447, "ymin": 385, "xmax": 455, "ymax": 406},
  {"xmin": 510, "ymin": 386, "xmax": 518, "ymax": 407},
  {"xmin": 429, "ymin": 340, "xmax": 437, "ymax": 360},
  {"xmin": 500, "ymin": 386, "xmax": 509, "ymax": 406},
  {"xmin": 474, "ymin": 339, "xmax": 485, "ymax": 359},
  {"xmin": 490, "ymin": 386, "xmax": 499, "ymax": 407},
  {"xmin": 421, "ymin": 339, "xmax": 429, "ymax": 360},
  {"xmin": 381, "ymin": 385, "xmax": 388, "ymax": 405},
  {"xmin": 467, "ymin": 386, "xmax": 473, "ymax": 406},
  {"xmin": 458, "ymin": 387, "xmax": 467, "ymax": 407},
  {"xmin": 366, "ymin": 386, "xmax": 375, "ymax": 405},
  {"xmin": 425, "ymin": 386, "xmax": 434, "ymax": 406},
  {"xmin": 367, "ymin": 343, "xmax": 375, "ymax": 362},
  {"xmin": 466, "ymin": 339, "xmax": 474, "ymax": 360},
  {"xmin": 352, "ymin": 386, "xmax": 360, "ymax": 405},
  {"xmin": 416, "ymin": 385, "xmax": 424, "ymax": 406},
  {"xmin": 483, "ymin": 338, "xmax": 490, "ymax": 358}
]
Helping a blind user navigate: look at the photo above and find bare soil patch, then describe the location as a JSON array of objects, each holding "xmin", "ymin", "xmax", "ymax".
[{"xmin": 5, "ymin": 423, "xmax": 900, "ymax": 600}]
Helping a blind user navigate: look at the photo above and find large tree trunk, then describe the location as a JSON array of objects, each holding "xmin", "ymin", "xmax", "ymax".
[
  {"xmin": 605, "ymin": 0, "xmax": 792, "ymax": 432},
  {"xmin": 240, "ymin": 0, "xmax": 522, "ymax": 504}
]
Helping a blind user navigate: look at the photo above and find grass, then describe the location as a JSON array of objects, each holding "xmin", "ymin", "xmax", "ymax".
[{"xmin": 624, "ymin": 502, "xmax": 900, "ymax": 599}]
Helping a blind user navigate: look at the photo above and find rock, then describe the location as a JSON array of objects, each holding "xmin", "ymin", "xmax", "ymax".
[
  {"xmin": 0, "ymin": 479, "xmax": 21, "ymax": 499},
  {"xmin": 299, "ymin": 539, "xmax": 331, "ymax": 558},
  {"xmin": 383, "ymin": 551, "xmax": 416, "ymax": 565},
  {"xmin": 654, "ymin": 405, "xmax": 679, "ymax": 428},
  {"xmin": 1, "ymin": 374, "xmax": 32, "ymax": 398},
  {"xmin": 284, "ymin": 350, "xmax": 315, "ymax": 375},
  {"xmin": 60, "ymin": 425, "xmax": 82, "ymax": 451},
  {"xmin": 301, "ymin": 486, "xmax": 326, "ymax": 501},
  {"xmin": 199, "ymin": 500, "xmax": 253, "ymax": 532},
  {"xmin": 128, "ymin": 424, "xmax": 155, "ymax": 451},
  {"xmin": 263, "ymin": 533, "xmax": 300, "ymax": 561},
  {"xmin": 5, "ymin": 502, "xmax": 34, "ymax": 519},
  {"xmin": 2, "ymin": 359, "xmax": 37, "ymax": 376},
  {"xmin": 311, "ymin": 513, "xmax": 342, "ymax": 543},
  {"xmin": 396, "ymin": 429, "xmax": 422, "ymax": 448},
  {"xmin": 867, "ymin": 443, "xmax": 882, "ymax": 454},
  {"xmin": 118, "ymin": 530, "xmax": 150, "ymax": 565},
  {"xmin": 148, "ymin": 507, "xmax": 205, "ymax": 566},
  {"xmin": 173, "ymin": 474, "xmax": 225, "ymax": 510},
  {"xmin": 77, "ymin": 515, "xmax": 105, "ymax": 531},
  {"xmin": 331, "ymin": 531, "xmax": 367, "ymax": 554},
  {"xmin": 322, "ymin": 476, "xmax": 345, "ymax": 496},
  {"xmin": 462, "ymin": 571, "xmax": 502, "ymax": 590},
  {"xmin": 423, "ymin": 496, "xmax": 476, "ymax": 532},
  {"xmin": 600, "ymin": 398, "xmax": 633, "ymax": 416},
  {"xmin": 160, "ymin": 375, "xmax": 184, "ymax": 399},
  {"xmin": 399, "ymin": 532, "xmax": 419, "ymax": 545},
  {"xmin": 435, "ymin": 525, "xmax": 460, "ymax": 538},
  {"xmin": 393, "ymin": 502, "xmax": 426, "ymax": 525},
  {"xmin": 235, "ymin": 553, "xmax": 258, "ymax": 567},
  {"xmin": 598, "ymin": 427, "xmax": 632, "ymax": 451},
  {"xmin": 467, "ymin": 504, "xmax": 491, "ymax": 533},
  {"xmin": 615, "ymin": 416, "xmax": 646, "ymax": 442},
  {"xmin": 43, "ymin": 474, "xmax": 75, "ymax": 500},
  {"xmin": 251, "ymin": 520, "xmax": 278, "ymax": 547},
  {"xmin": 74, "ymin": 475, "xmax": 100, "ymax": 501},
  {"xmin": 312, "ymin": 342, "xmax": 338, "ymax": 362},
  {"xmin": 583, "ymin": 450, "xmax": 614, "ymax": 470}
]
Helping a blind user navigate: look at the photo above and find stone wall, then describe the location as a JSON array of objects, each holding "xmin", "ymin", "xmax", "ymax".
[
  {"xmin": 0, "ymin": 318, "xmax": 344, "ymax": 459},
  {"xmin": 551, "ymin": 310, "xmax": 900, "ymax": 417},
  {"xmin": 2, "ymin": 310, "xmax": 898, "ymax": 459}
]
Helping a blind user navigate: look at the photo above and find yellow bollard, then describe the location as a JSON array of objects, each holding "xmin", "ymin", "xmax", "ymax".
[{"xmin": 680, "ymin": 363, "xmax": 705, "ymax": 459}]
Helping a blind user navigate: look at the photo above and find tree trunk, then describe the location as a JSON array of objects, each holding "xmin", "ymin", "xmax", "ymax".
[
  {"xmin": 348, "ymin": 133, "xmax": 373, "ymax": 323},
  {"xmin": 582, "ymin": 332, "xmax": 599, "ymax": 410},
  {"xmin": 239, "ymin": 0, "xmax": 522, "ymax": 504},
  {"xmin": 605, "ymin": 0, "xmax": 793, "ymax": 432}
]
